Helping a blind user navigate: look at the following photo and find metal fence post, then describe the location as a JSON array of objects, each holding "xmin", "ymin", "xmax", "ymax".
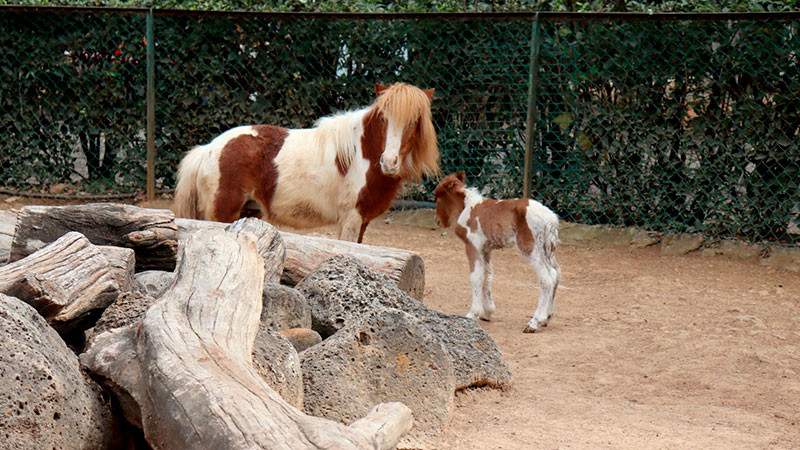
[
  {"xmin": 523, "ymin": 13, "xmax": 542, "ymax": 200},
  {"xmin": 146, "ymin": 9, "xmax": 155, "ymax": 202}
]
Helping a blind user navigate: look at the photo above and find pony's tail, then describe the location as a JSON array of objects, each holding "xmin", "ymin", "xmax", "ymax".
[{"xmin": 173, "ymin": 146, "xmax": 205, "ymax": 219}]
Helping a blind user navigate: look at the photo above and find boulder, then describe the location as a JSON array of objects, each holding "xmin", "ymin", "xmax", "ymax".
[
  {"xmin": 252, "ymin": 326, "xmax": 304, "ymax": 408},
  {"xmin": 279, "ymin": 328, "xmax": 322, "ymax": 353},
  {"xmin": 262, "ymin": 283, "xmax": 312, "ymax": 331},
  {"xmin": 296, "ymin": 255, "xmax": 512, "ymax": 389},
  {"xmin": 301, "ymin": 307, "xmax": 455, "ymax": 447},
  {"xmin": 0, "ymin": 293, "xmax": 113, "ymax": 448},
  {"xmin": 133, "ymin": 270, "xmax": 175, "ymax": 299},
  {"xmin": 85, "ymin": 291, "xmax": 157, "ymax": 345}
]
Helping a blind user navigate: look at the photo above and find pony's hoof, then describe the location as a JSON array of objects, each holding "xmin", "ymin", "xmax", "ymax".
[
  {"xmin": 523, "ymin": 325, "xmax": 538, "ymax": 333},
  {"xmin": 479, "ymin": 313, "xmax": 493, "ymax": 322},
  {"xmin": 465, "ymin": 312, "xmax": 479, "ymax": 320}
]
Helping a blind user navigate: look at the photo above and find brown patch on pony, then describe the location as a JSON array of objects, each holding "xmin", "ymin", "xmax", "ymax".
[
  {"xmin": 356, "ymin": 108, "xmax": 403, "ymax": 227},
  {"xmin": 214, "ymin": 125, "xmax": 288, "ymax": 222}
]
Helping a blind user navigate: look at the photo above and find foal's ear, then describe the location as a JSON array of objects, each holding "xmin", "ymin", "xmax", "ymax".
[
  {"xmin": 375, "ymin": 83, "xmax": 389, "ymax": 96},
  {"xmin": 423, "ymin": 88, "xmax": 435, "ymax": 99},
  {"xmin": 456, "ymin": 171, "xmax": 465, "ymax": 182}
]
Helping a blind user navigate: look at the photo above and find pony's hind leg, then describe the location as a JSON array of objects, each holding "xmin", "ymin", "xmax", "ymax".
[
  {"xmin": 213, "ymin": 188, "xmax": 247, "ymax": 223},
  {"xmin": 479, "ymin": 249, "xmax": 496, "ymax": 321},
  {"xmin": 522, "ymin": 245, "xmax": 558, "ymax": 333}
]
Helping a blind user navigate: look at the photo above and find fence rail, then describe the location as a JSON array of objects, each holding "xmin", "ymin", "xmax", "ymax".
[{"xmin": 1, "ymin": 7, "xmax": 798, "ymax": 245}]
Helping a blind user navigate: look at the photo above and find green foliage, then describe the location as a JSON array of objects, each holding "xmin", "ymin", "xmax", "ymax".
[
  {"xmin": 3, "ymin": 0, "xmax": 799, "ymax": 11},
  {"xmin": 0, "ymin": 9, "xmax": 798, "ymax": 245},
  {"xmin": 531, "ymin": 19, "xmax": 800, "ymax": 243}
]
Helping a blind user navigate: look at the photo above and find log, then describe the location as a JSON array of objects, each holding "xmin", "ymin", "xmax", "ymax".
[
  {"xmin": 0, "ymin": 232, "xmax": 120, "ymax": 333},
  {"xmin": 226, "ymin": 217, "xmax": 285, "ymax": 284},
  {"xmin": 100, "ymin": 245, "xmax": 136, "ymax": 293},
  {"xmin": 9, "ymin": 203, "xmax": 177, "ymax": 272},
  {"xmin": 175, "ymin": 218, "xmax": 425, "ymax": 300},
  {"xmin": 0, "ymin": 209, "xmax": 14, "ymax": 264},
  {"xmin": 81, "ymin": 228, "xmax": 413, "ymax": 450}
]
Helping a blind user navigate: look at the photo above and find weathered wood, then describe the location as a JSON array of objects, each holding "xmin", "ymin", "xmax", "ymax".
[
  {"xmin": 0, "ymin": 209, "xmax": 14, "ymax": 264},
  {"xmin": 226, "ymin": 217, "xmax": 285, "ymax": 284},
  {"xmin": 0, "ymin": 232, "xmax": 120, "ymax": 333},
  {"xmin": 175, "ymin": 218, "xmax": 425, "ymax": 300},
  {"xmin": 100, "ymin": 246, "xmax": 136, "ymax": 293},
  {"xmin": 281, "ymin": 232, "xmax": 425, "ymax": 300},
  {"xmin": 9, "ymin": 203, "xmax": 177, "ymax": 272},
  {"xmin": 82, "ymin": 228, "xmax": 412, "ymax": 450}
]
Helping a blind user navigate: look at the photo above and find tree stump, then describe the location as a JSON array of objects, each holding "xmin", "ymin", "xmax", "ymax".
[
  {"xmin": 9, "ymin": 203, "xmax": 177, "ymax": 272},
  {"xmin": 81, "ymin": 228, "xmax": 412, "ymax": 450}
]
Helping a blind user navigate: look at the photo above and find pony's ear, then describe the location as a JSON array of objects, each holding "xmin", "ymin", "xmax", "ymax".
[
  {"xmin": 423, "ymin": 88, "xmax": 435, "ymax": 99},
  {"xmin": 456, "ymin": 171, "xmax": 465, "ymax": 182},
  {"xmin": 375, "ymin": 83, "xmax": 389, "ymax": 96}
]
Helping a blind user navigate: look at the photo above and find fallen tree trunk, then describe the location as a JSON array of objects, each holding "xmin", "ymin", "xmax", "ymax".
[
  {"xmin": 175, "ymin": 218, "xmax": 425, "ymax": 300},
  {"xmin": 0, "ymin": 232, "xmax": 120, "ymax": 333},
  {"xmin": 82, "ymin": 228, "xmax": 412, "ymax": 450},
  {"xmin": 0, "ymin": 209, "xmax": 14, "ymax": 264},
  {"xmin": 9, "ymin": 203, "xmax": 177, "ymax": 272}
]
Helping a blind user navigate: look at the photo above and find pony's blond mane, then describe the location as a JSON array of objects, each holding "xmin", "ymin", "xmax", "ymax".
[{"xmin": 374, "ymin": 83, "xmax": 439, "ymax": 181}]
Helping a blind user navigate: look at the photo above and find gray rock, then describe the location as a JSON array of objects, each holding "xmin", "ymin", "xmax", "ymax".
[
  {"xmin": 0, "ymin": 293, "xmax": 113, "ymax": 449},
  {"xmin": 85, "ymin": 291, "xmax": 156, "ymax": 345},
  {"xmin": 296, "ymin": 255, "xmax": 511, "ymax": 390},
  {"xmin": 253, "ymin": 325, "xmax": 304, "ymax": 408},
  {"xmin": 133, "ymin": 270, "xmax": 175, "ymax": 298},
  {"xmin": 261, "ymin": 283, "xmax": 311, "ymax": 331},
  {"xmin": 660, "ymin": 233, "xmax": 705, "ymax": 255},
  {"xmin": 300, "ymin": 307, "xmax": 455, "ymax": 446},
  {"xmin": 279, "ymin": 328, "xmax": 322, "ymax": 353}
]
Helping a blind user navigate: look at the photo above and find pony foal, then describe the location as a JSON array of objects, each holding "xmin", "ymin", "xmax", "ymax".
[{"xmin": 434, "ymin": 172, "xmax": 561, "ymax": 333}]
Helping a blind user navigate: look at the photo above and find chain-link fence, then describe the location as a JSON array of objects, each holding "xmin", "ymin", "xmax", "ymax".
[{"xmin": 1, "ymin": 7, "xmax": 798, "ymax": 245}]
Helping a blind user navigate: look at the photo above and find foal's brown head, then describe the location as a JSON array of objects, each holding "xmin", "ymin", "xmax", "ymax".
[{"xmin": 433, "ymin": 171, "xmax": 467, "ymax": 228}]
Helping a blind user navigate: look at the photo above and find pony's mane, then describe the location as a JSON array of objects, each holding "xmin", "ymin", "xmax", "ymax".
[
  {"xmin": 313, "ymin": 108, "xmax": 369, "ymax": 171},
  {"xmin": 374, "ymin": 83, "xmax": 439, "ymax": 181}
]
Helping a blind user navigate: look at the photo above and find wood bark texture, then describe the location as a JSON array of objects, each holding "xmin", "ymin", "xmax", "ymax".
[
  {"xmin": 81, "ymin": 228, "xmax": 412, "ymax": 450},
  {"xmin": 9, "ymin": 203, "xmax": 177, "ymax": 271},
  {"xmin": 0, "ymin": 232, "xmax": 120, "ymax": 333},
  {"xmin": 175, "ymin": 218, "xmax": 425, "ymax": 300}
]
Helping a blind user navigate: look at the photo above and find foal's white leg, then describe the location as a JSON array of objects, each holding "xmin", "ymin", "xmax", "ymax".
[
  {"xmin": 523, "ymin": 246, "xmax": 558, "ymax": 333},
  {"xmin": 465, "ymin": 242, "xmax": 485, "ymax": 320},
  {"xmin": 336, "ymin": 210, "xmax": 362, "ymax": 242},
  {"xmin": 479, "ymin": 250, "xmax": 496, "ymax": 321}
]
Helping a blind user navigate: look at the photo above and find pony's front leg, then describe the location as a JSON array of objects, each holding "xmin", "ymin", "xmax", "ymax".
[
  {"xmin": 336, "ymin": 210, "xmax": 363, "ymax": 242},
  {"xmin": 479, "ymin": 249, "xmax": 496, "ymax": 321},
  {"xmin": 465, "ymin": 241, "xmax": 485, "ymax": 320}
]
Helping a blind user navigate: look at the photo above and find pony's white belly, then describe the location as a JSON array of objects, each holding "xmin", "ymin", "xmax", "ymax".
[{"xmin": 268, "ymin": 129, "xmax": 362, "ymax": 228}]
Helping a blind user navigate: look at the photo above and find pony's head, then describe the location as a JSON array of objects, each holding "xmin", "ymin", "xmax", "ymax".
[
  {"xmin": 372, "ymin": 83, "xmax": 439, "ymax": 180},
  {"xmin": 433, "ymin": 171, "xmax": 467, "ymax": 228}
]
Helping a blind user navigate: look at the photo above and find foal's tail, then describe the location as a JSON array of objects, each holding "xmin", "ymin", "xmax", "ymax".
[
  {"xmin": 173, "ymin": 146, "xmax": 205, "ymax": 219},
  {"xmin": 540, "ymin": 208, "xmax": 561, "ymax": 286}
]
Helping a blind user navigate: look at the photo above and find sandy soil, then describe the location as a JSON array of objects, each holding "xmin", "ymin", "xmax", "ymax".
[
  {"xmin": 352, "ymin": 218, "xmax": 800, "ymax": 450},
  {"xmin": 3, "ymin": 195, "xmax": 798, "ymax": 449}
]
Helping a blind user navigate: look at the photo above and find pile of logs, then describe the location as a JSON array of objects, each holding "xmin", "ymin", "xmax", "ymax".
[{"xmin": 0, "ymin": 203, "xmax": 509, "ymax": 449}]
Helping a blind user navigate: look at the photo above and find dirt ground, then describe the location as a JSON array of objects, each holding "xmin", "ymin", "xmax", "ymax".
[
  {"xmin": 352, "ymin": 217, "xmax": 800, "ymax": 450},
  {"xmin": 2, "ymin": 195, "xmax": 799, "ymax": 449}
]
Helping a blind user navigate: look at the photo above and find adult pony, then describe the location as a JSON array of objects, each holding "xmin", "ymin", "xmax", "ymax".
[{"xmin": 173, "ymin": 82, "xmax": 439, "ymax": 243}]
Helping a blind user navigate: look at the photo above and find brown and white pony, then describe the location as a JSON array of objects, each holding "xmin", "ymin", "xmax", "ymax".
[
  {"xmin": 173, "ymin": 82, "xmax": 439, "ymax": 243},
  {"xmin": 434, "ymin": 172, "xmax": 561, "ymax": 333}
]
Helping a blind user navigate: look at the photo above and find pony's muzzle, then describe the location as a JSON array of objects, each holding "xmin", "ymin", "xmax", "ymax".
[{"xmin": 380, "ymin": 154, "xmax": 400, "ymax": 176}]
